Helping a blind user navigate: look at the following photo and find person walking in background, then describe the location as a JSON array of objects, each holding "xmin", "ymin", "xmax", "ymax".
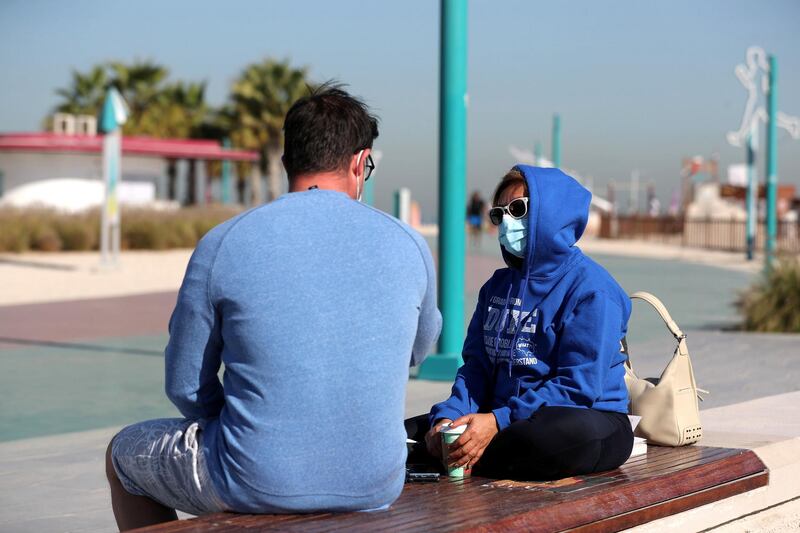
[
  {"xmin": 467, "ymin": 190, "xmax": 486, "ymax": 247},
  {"xmin": 407, "ymin": 166, "xmax": 632, "ymax": 480},
  {"xmin": 106, "ymin": 84, "xmax": 442, "ymax": 530}
]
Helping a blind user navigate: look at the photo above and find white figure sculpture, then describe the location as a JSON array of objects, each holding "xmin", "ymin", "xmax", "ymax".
[{"xmin": 727, "ymin": 46, "xmax": 799, "ymax": 148}]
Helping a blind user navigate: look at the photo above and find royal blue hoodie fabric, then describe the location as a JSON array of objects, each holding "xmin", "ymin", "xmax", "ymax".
[
  {"xmin": 430, "ymin": 166, "xmax": 631, "ymax": 430},
  {"xmin": 164, "ymin": 189, "xmax": 441, "ymax": 513}
]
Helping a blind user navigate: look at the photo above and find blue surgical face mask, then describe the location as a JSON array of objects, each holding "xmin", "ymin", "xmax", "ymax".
[{"xmin": 498, "ymin": 215, "xmax": 528, "ymax": 258}]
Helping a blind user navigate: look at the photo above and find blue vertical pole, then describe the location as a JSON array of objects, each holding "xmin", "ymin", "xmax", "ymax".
[
  {"xmin": 746, "ymin": 126, "xmax": 757, "ymax": 261},
  {"xmin": 765, "ymin": 55, "xmax": 778, "ymax": 267},
  {"xmin": 552, "ymin": 113, "xmax": 561, "ymax": 168},
  {"xmin": 419, "ymin": 0, "xmax": 468, "ymax": 381},
  {"xmin": 221, "ymin": 138, "xmax": 232, "ymax": 204}
]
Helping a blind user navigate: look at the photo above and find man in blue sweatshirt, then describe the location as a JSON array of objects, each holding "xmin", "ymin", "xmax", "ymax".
[
  {"xmin": 407, "ymin": 166, "xmax": 632, "ymax": 480},
  {"xmin": 106, "ymin": 85, "xmax": 442, "ymax": 530}
]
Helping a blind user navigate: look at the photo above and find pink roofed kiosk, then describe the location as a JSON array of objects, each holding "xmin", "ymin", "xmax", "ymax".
[{"xmin": 0, "ymin": 131, "xmax": 261, "ymax": 208}]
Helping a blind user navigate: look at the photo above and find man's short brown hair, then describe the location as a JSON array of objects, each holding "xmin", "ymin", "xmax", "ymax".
[{"xmin": 283, "ymin": 82, "xmax": 379, "ymax": 179}]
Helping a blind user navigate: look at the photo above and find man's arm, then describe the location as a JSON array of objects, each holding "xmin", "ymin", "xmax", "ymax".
[
  {"xmin": 410, "ymin": 233, "xmax": 442, "ymax": 367},
  {"xmin": 425, "ymin": 285, "xmax": 493, "ymax": 460},
  {"xmin": 164, "ymin": 231, "xmax": 226, "ymax": 419},
  {"xmin": 429, "ymin": 284, "xmax": 493, "ymax": 422}
]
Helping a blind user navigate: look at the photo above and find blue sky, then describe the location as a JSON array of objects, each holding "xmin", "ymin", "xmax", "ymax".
[{"xmin": 1, "ymin": 0, "xmax": 798, "ymax": 218}]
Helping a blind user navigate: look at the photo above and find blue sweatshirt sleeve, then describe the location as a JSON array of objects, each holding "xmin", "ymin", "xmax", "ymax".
[
  {"xmin": 501, "ymin": 291, "xmax": 623, "ymax": 428},
  {"xmin": 429, "ymin": 285, "xmax": 493, "ymax": 423},
  {"xmin": 164, "ymin": 230, "xmax": 226, "ymax": 419},
  {"xmin": 410, "ymin": 233, "xmax": 442, "ymax": 367}
]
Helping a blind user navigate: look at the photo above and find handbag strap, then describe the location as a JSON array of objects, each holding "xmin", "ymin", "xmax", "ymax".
[{"xmin": 630, "ymin": 291, "xmax": 685, "ymax": 341}]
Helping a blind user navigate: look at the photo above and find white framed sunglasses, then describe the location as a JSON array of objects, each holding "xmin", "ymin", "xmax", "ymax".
[{"xmin": 489, "ymin": 197, "xmax": 529, "ymax": 226}]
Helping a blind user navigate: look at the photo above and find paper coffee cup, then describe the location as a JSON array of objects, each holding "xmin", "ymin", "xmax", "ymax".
[{"xmin": 441, "ymin": 424, "xmax": 470, "ymax": 479}]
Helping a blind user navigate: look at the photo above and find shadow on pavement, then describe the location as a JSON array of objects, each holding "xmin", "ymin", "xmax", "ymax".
[
  {"xmin": 0, "ymin": 257, "xmax": 79, "ymax": 271},
  {"xmin": 0, "ymin": 336, "xmax": 164, "ymax": 356}
]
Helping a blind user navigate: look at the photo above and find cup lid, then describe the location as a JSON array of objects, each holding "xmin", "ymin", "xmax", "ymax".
[{"xmin": 441, "ymin": 424, "xmax": 468, "ymax": 435}]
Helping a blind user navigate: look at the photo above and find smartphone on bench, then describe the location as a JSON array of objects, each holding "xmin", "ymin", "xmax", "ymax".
[{"xmin": 406, "ymin": 464, "xmax": 441, "ymax": 482}]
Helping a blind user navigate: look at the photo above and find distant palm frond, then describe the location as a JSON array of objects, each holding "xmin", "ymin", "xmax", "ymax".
[{"xmin": 50, "ymin": 60, "xmax": 210, "ymax": 139}]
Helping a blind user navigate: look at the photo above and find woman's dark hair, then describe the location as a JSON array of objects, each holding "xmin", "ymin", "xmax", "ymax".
[
  {"xmin": 282, "ymin": 82, "xmax": 379, "ymax": 178},
  {"xmin": 492, "ymin": 169, "xmax": 528, "ymax": 205}
]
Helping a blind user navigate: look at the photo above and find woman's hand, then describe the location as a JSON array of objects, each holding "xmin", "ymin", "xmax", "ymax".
[
  {"xmin": 425, "ymin": 418, "xmax": 452, "ymax": 459},
  {"xmin": 445, "ymin": 413, "xmax": 499, "ymax": 468}
]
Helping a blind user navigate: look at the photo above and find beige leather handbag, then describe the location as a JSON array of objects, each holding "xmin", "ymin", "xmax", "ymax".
[{"xmin": 624, "ymin": 291, "xmax": 707, "ymax": 447}]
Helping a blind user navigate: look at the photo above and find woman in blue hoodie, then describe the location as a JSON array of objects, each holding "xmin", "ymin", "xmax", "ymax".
[{"xmin": 407, "ymin": 166, "xmax": 633, "ymax": 480}]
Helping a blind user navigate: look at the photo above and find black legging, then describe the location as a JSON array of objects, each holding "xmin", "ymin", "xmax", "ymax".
[{"xmin": 405, "ymin": 407, "xmax": 633, "ymax": 481}]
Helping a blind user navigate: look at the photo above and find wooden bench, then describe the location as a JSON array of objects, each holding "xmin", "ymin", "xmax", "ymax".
[{"xmin": 136, "ymin": 446, "xmax": 767, "ymax": 532}]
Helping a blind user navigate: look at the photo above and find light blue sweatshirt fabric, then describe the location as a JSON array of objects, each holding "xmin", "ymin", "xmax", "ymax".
[
  {"xmin": 164, "ymin": 189, "xmax": 441, "ymax": 513},
  {"xmin": 430, "ymin": 166, "xmax": 631, "ymax": 430}
]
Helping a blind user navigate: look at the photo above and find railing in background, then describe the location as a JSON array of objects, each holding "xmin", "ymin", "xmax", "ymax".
[{"xmin": 600, "ymin": 214, "xmax": 800, "ymax": 254}]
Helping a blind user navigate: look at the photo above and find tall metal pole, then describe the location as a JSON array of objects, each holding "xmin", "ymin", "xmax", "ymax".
[
  {"xmin": 419, "ymin": 0, "xmax": 468, "ymax": 381},
  {"xmin": 552, "ymin": 113, "xmax": 561, "ymax": 168},
  {"xmin": 745, "ymin": 125, "xmax": 757, "ymax": 261},
  {"xmin": 221, "ymin": 138, "xmax": 232, "ymax": 204},
  {"xmin": 99, "ymin": 87, "xmax": 127, "ymax": 268},
  {"xmin": 765, "ymin": 55, "xmax": 778, "ymax": 267}
]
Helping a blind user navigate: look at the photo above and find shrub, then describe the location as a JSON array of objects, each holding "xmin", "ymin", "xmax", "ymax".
[
  {"xmin": 737, "ymin": 258, "xmax": 800, "ymax": 333},
  {"xmin": 56, "ymin": 215, "xmax": 98, "ymax": 251},
  {"xmin": 0, "ymin": 206, "xmax": 242, "ymax": 253},
  {"xmin": 0, "ymin": 218, "xmax": 31, "ymax": 252},
  {"xmin": 122, "ymin": 217, "xmax": 168, "ymax": 250},
  {"xmin": 32, "ymin": 226, "xmax": 63, "ymax": 251},
  {"xmin": 0, "ymin": 208, "xmax": 44, "ymax": 252},
  {"xmin": 164, "ymin": 219, "xmax": 198, "ymax": 248}
]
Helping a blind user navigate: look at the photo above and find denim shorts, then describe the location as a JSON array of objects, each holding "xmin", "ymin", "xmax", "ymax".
[{"xmin": 111, "ymin": 418, "xmax": 227, "ymax": 516}]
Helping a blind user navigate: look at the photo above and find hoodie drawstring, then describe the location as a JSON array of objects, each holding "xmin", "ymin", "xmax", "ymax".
[
  {"xmin": 507, "ymin": 269, "xmax": 532, "ymax": 377},
  {"xmin": 493, "ymin": 284, "xmax": 514, "ymax": 366}
]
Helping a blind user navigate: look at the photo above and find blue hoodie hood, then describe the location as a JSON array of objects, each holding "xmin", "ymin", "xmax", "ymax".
[
  {"xmin": 430, "ymin": 165, "xmax": 631, "ymax": 430},
  {"xmin": 501, "ymin": 165, "xmax": 591, "ymax": 281}
]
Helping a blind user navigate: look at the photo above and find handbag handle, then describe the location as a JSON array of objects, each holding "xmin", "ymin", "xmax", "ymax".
[{"xmin": 630, "ymin": 291, "xmax": 685, "ymax": 341}]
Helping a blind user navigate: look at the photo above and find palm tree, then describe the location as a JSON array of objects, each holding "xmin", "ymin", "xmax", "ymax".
[
  {"xmin": 106, "ymin": 60, "xmax": 169, "ymax": 136},
  {"xmin": 52, "ymin": 60, "xmax": 176, "ymax": 136},
  {"xmin": 139, "ymin": 81, "xmax": 208, "ymax": 138},
  {"xmin": 54, "ymin": 65, "xmax": 108, "ymax": 115},
  {"xmin": 141, "ymin": 81, "xmax": 209, "ymax": 201},
  {"xmin": 52, "ymin": 61, "xmax": 212, "ymax": 204},
  {"xmin": 228, "ymin": 59, "xmax": 312, "ymax": 202}
]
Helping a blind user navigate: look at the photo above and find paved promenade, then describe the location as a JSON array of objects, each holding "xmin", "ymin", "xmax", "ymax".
[
  {"xmin": 0, "ymin": 237, "xmax": 769, "ymax": 306},
  {"xmin": 0, "ymin": 250, "xmax": 191, "ymax": 306}
]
